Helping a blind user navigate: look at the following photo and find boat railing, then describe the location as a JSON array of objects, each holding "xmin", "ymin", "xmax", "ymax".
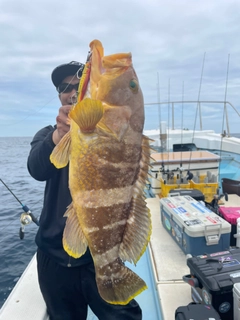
[{"xmin": 144, "ymin": 100, "xmax": 240, "ymax": 136}]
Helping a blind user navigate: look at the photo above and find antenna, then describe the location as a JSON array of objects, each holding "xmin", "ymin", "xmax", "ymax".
[
  {"xmin": 188, "ymin": 52, "xmax": 206, "ymax": 171},
  {"xmin": 180, "ymin": 81, "xmax": 185, "ymax": 168},
  {"xmin": 167, "ymin": 78, "xmax": 171, "ymax": 172},
  {"xmin": 218, "ymin": 54, "xmax": 230, "ymax": 185}
]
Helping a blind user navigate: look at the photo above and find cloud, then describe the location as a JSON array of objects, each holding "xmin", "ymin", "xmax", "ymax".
[{"xmin": 1, "ymin": 0, "xmax": 240, "ymax": 136}]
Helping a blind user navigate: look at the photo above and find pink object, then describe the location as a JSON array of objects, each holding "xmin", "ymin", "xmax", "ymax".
[{"xmin": 219, "ymin": 207, "xmax": 240, "ymax": 224}]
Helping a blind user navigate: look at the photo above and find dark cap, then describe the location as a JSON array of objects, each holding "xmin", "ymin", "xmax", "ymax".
[{"xmin": 51, "ymin": 61, "xmax": 85, "ymax": 88}]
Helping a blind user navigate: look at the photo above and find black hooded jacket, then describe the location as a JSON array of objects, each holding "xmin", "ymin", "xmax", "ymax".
[{"xmin": 27, "ymin": 125, "xmax": 93, "ymax": 267}]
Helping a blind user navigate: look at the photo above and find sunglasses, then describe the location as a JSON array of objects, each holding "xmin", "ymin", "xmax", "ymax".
[{"xmin": 57, "ymin": 83, "xmax": 79, "ymax": 93}]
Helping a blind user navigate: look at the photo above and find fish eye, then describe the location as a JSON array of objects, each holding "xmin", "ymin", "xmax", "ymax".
[{"xmin": 129, "ymin": 79, "xmax": 138, "ymax": 93}]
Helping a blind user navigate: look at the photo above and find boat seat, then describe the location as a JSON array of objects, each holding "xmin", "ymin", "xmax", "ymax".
[{"xmin": 222, "ymin": 178, "xmax": 240, "ymax": 196}]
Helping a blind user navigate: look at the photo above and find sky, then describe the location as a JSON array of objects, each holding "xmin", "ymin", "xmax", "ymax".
[{"xmin": 1, "ymin": 0, "xmax": 240, "ymax": 137}]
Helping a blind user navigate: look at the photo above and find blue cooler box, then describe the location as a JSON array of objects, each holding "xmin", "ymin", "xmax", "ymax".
[{"xmin": 160, "ymin": 195, "xmax": 231, "ymax": 255}]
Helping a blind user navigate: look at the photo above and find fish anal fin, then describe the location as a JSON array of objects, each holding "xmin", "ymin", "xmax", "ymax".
[
  {"xmin": 96, "ymin": 261, "xmax": 147, "ymax": 305},
  {"xmin": 50, "ymin": 131, "xmax": 71, "ymax": 168},
  {"xmin": 119, "ymin": 135, "xmax": 152, "ymax": 263},
  {"xmin": 63, "ymin": 203, "xmax": 88, "ymax": 258}
]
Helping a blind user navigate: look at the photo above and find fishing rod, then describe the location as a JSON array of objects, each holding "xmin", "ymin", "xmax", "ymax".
[{"xmin": 0, "ymin": 178, "xmax": 39, "ymax": 240}]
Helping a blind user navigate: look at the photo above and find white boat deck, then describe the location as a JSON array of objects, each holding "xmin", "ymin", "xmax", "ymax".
[
  {"xmin": 147, "ymin": 197, "xmax": 191, "ymax": 319},
  {"xmin": 1, "ymin": 195, "xmax": 239, "ymax": 320},
  {"xmin": 0, "ymin": 254, "xmax": 48, "ymax": 320}
]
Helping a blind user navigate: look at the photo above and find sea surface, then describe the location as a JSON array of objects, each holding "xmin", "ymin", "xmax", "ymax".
[{"xmin": 0, "ymin": 137, "xmax": 45, "ymax": 308}]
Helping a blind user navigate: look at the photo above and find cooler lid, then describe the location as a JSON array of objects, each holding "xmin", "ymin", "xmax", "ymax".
[{"xmin": 160, "ymin": 195, "xmax": 231, "ymax": 237}]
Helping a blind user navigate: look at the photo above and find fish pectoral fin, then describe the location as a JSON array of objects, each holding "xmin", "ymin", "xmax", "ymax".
[
  {"xmin": 69, "ymin": 98, "xmax": 104, "ymax": 133},
  {"xmin": 63, "ymin": 203, "xmax": 88, "ymax": 258},
  {"xmin": 96, "ymin": 122, "xmax": 118, "ymax": 139},
  {"xmin": 99, "ymin": 104, "xmax": 131, "ymax": 141},
  {"xmin": 96, "ymin": 262, "xmax": 147, "ymax": 305},
  {"xmin": 50, "ymin": 131, "xmax": 71, "ymax": 168}
]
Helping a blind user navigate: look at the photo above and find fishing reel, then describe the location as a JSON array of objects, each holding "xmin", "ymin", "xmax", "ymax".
[
  {"xmin": 186, "ymin": 170, "xmax": 194, "ymax": 181},
  {"xmin": 19, "ymin": 205, "xmax": 39, "ymax": 240},
  {"xmin": 0, "ymin": 178, "xmax": 39, "ymax": 240},
  {"xmin": 205, "ymin": 188, "xmax": 228, "ymax": 214},
  {"xmin": 210, "ymin": 189, "xmax": 228, "ymax": 207},
  {"xmin": 20, "ymin": 213, "xmax": 32, "ymax": 239}
]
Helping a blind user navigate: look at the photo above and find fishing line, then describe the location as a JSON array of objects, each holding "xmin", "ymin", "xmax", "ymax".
[
  {"xmin": 0, "ymin": 219, "xmax": 22, "ymax": 244},
  {"xmin": 1, "ymin": 69, "xmax": 82, "ymax": 128},
  {"xmin": 1, "ymin": 96, "xmax": 56, "ymax": 127}
]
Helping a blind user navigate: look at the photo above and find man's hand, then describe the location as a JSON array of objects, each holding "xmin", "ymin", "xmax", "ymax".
[{"xmin": 52, "ymin": 105, "xmax": 72, "ymax": 145}]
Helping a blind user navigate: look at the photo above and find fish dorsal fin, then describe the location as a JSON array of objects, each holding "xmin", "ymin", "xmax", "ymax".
[
  {"xmin": 119, "ymin": 196, "xmax": 151, "ymax": 264},
  {"xmin": 119, "ymin": 135, "xmax": 152, "ymax": 264},
  {"xmin": 50, "ymin": 131, "xmax": 71, "ymax": 168},
  {"xmin": 63, "ymin": 203, "xmax": 88, "ymax": 258},
  {"xmin": 69, "ymin": 98, "xmax": 104, "ymax": 133}
]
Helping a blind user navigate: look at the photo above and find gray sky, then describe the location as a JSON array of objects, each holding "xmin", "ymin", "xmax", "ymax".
[{"xmin": 1, "ymin": 0, "xmax": 240, "ymax": 137}]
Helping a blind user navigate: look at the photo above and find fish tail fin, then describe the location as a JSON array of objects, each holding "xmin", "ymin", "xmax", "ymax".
[
  {"xmin": 96, "ymin": 261, "xmax": 147, "ymax": 305},
  {"xmin": 69, "ymin": 98, "xmax": 104, "ymax": 133}
]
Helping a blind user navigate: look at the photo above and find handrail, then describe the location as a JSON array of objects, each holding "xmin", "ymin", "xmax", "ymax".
[{"xmin": 144, "ymin": 101, "xmax": 240, "ymax": 135}]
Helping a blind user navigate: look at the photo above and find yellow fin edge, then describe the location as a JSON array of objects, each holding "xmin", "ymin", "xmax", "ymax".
[
  {"xmin": 134, "ymin": 220, "xmax": 152, "ymax": 265},
  {"xmin": 105, "ymin": 284, "xmax": 148, "ymax": 305}
]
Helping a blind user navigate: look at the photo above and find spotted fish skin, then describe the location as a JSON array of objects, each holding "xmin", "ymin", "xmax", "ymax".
[{"xmin": 50, "ymin": 40, "xmax": 152, "ymax": 305}]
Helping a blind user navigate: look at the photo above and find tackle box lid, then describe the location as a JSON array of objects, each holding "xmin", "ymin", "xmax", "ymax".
[
  {"xmin": 186, "ymin": 248, "xmax": 240, "ymax": 292},
  {"xmin": 160, "ymin": 195, "xmax": 231, "ymax": 238}
]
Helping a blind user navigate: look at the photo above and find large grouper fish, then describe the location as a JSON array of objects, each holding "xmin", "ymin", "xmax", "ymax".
[{"xmin": 50, "ymin": 39, "xmax": 152, "ymax": 305}]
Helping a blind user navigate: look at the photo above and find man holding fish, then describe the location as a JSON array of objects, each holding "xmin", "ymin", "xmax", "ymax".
[{"xmin": 28, "ymin": 40, "xmax": 151, "ymax": 320}]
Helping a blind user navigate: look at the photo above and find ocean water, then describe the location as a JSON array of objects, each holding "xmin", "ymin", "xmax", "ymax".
[{"xmin": 0, "ymin": 137, "xmax": 45, "ymax": 307}]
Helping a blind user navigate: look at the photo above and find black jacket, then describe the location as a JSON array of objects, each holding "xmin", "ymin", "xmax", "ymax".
[{"xmin": 27, "ymin": 125, "xmax": 92, "ymax": 267}]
